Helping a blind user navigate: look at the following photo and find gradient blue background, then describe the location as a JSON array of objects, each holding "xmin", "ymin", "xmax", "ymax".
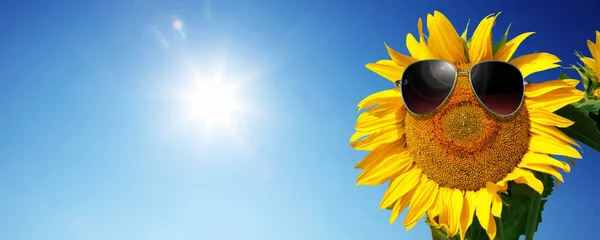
[{"xmin": 1, "ymin": 0, "xmax": 599, "ymax": 239}]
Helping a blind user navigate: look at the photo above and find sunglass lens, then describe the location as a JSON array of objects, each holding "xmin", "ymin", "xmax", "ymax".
[
  {"xmin": 470, "ymin": 62, "xmax": 524, "ymax": 116},
  {"xmin": 401, "ymin": 60, "xmax": 456, "ymax": 114}
]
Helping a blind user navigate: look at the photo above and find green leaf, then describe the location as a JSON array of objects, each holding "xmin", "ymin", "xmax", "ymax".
[
  {"xmin": 590, "ymin": 112, "xmax": 600, "ymax": 130},
  {"xmin": 500, "ymin": 183, "xmax": 532, "ymax": 240},
  {"xmin": 554, "ymin": 104, "xmax": 600, "ymax": 153},
  {"xmin": 468, "ymin": 216, "xmax": 490, "ymax": 240},
  {"xmin": 537, "ymin": 172, "xmax": 555, "ymax": 199},
  {"xmin": 492, "ymin": 23, "xmax": 511, "ymax": 56},
  {"xmin": 575, "ymin": 99, "xmax": 600, "ymax": 115},
  {"xmin": 498, "ymin": 173, "xmax": 553, "ymax": 240}
]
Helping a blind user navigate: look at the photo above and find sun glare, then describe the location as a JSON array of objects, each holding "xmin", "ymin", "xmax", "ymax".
[{"xmin": 181, "ymin": 79, "xmax": 241, "ymax": 128}]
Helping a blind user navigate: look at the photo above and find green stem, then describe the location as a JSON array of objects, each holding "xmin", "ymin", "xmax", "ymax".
[{"xmin": 524, "ymin": 190, "xmax": 542, "ymax": 240}]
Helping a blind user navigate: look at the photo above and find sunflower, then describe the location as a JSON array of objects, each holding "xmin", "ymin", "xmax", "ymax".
[
  {"xmin": 350, "ymin": 11, "xmax": 584, "ymax": 240},
  {"xmin": 578, "ymin": 30, "xmax": 600, "ymax": 98}
]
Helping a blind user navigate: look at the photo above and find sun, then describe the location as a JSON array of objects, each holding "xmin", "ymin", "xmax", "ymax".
[
  {"xmin": 351, "ymin": 11, "xmax": 584, "ymax": 240},
  {"xmin": 180, "ymin": 79, "xmax": 241, "ymax": 128}
]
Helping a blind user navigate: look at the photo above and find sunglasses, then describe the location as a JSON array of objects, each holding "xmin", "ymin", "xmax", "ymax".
[{"xmin": 394, "ymin": 60, "xmax": 528, "ymax": 116}]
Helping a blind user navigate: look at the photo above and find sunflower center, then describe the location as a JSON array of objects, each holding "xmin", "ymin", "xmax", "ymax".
[
  {"xmin": 436, "ymin": 103, "xmax": 492, "ymax": 151},
  {"xmin": 404, "ymin": 63, "xmax": 530, "ymax": 191}
]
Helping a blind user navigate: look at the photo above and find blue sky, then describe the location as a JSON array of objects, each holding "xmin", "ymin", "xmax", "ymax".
[{"xmin": 0, "ymin": 0, "xmax": 599, "ymax": 239}]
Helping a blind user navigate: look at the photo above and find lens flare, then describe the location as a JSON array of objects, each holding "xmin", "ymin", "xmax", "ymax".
[{"xmin": 172, "ymin": 19, "xmax": 183, "ymax": 30}]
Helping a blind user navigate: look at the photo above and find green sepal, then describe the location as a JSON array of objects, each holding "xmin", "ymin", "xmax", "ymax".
[
  {"xmin": 574, "ymin": 65, "xmax": 598, "ymax": 96},
  {"xmin": 461, "ymin": 20, "xmax": 471, "ymax": 63},
  {"xmin": 462, "ymin": 39, "xmax": 471, "ymax": 63},
  {"xmin": 492, "ymin": 23, "xmax": 511, "ymax": 56},
  {"xmin": 558, "ymin": 71, "xmax": 570, "ymax": 80},
  {"xmin": 461, "ymin": 19, "xmax": 470, "ymax": 41},
  {"xmin": 554, "ymin": 104, "xmax": 600, "ymax": 153},
  {"xmin": 426, "ymin": 217, "xmax": 461, "ymax": 240}
]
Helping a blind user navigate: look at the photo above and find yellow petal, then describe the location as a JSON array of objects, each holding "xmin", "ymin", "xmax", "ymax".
[
  {"xmin": 385, "ymin": 43, "xmax": 418, "ymax": 68},
  {"xmin": 405, "ymin": 19, "xmax": 428, "ymax": 59},
  {"xmin": 427, "ymin": 211, "xmax": 443, "ymax": 229},
  {"xmin": 406, "ymin": 33, "xmax": 421, "ymax": 59},
  {"xmin": 596, "ymin": 31, "xmax": 600, "ymax": 53},
  {"xmin": 357, "ymin": 152, "xmax": 413, "ymax": 186},
  {"xmin": 380, "ymin": 168, "xmax": 422, "ymax": 208},
  {"xmin": 529, "ymin": 134, "xmax": 583, "ymax": 159},
  {"xmin": 474, "ymin": 188, "xmax": 493, "ymax": 232},
  {"xmin": 588, "ymin": 39, "xmax": 600, "ymax": 62},
  {"xmin": 388, "ymin": 200, "xmax": 403, "ymax": 224},
  {"xmin": 357, "ymin": 88, "xmax": 402, "ymax": 112},
  {"xmin": 404, "ymin": 176, "xmax": 439, "ymax": 230},
  {"xmin": 469, "ymin": 14, "xmax": 496, "ymax": 63},
  {"xmin": 459, "ymin": 191, "xmax": 476, "ymax": 240},
  {"xmin": 567, "ymin": 156, "xmax": 577, "ymax": 167},
  {"xmin": 525, "ymin": 88, "xmax": 584, "ymax": 113},
  {"xmin": 491, "ymin": 195, "xmax": 502, "ymax": 218},
  {"xmin": 522, "ymin": 153, "xmax": 571, "ymax": 175},
  {"xmin": 355, "ymin": 109, "xmax": 404, "ymax": 132},
  {"xmin": 528, "ymin": 109, "xmax": 575, "ymax": 128},
  {"xmin": 354, "ymin": 140, "xmax": 403, "ymax": 169},
  {"xmin": 484, "ymin": 183, "xmax": 503, "ymax": 218},
  {"xmin": 365, "ymin": 60, "xmax": 404, "ymax": 82},
  {"xmin": 530, "ymin": 121, "xmax": 580, "ymax": 148},
  {"xmin": 447, "ymin": 189, "xmax": 464, "ymax": 236},
  {"xmin": 485, "ymin": 213, "xmax": 497, "ymax": 240},
  {"xmin": 503, "ymin": 168, "xmax": 544, "ymax": 194},
  {"xmin": 389, "ymin": 188, "xmax": 415, "ymax": 225},
  {"xmin": 418, "ymin": 20, "xmax": 434, "ymax": 59},
  {"xmin": 426, "ymin": 11, "xmax": 466, "ymax": 63},
  {"xmin": 349, "ymin": 130, "xmax": 371, "ymax": 143},
  {"xmin": 525, "ymin": 79, "xmax": 581, "ymax": 98},
  {"xmin": 350, "ymin": 125, "xmax": 403, "ymax": 151},
  {"xmin": 510, "ymin": 53, "xmax": 561, "ymax": 78},
  {"xmin": 521, "ymin": 152, "xmax": 571, "ymax": 172},
  {"xmin": 427, "ymin": 191, "xmax": 444, "ymax": 228},
  {"xmin": 494, "ymin": 32, "xmax": 535, "ymax": 62},
  {"xmin": 581, "ymin": 57, "xmax": 598, "ymax": 73},
  {"xmin": 363, "ymin": 101, "xmax": 404, "ymax": 118},
  {"xmin": 519, "ymin": 162, "xmax": 565, "ymax": 182},
  {"xmin": 436, "ymin": 188, "xmax": 450, "ymax": 229}
]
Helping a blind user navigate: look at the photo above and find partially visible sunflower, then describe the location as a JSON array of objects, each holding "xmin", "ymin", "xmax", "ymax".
[
  {"xmin": 351, "ymin": 11, "xmax": 584, "ymax": 240},
  {"xmin": 578, "ymin": 30, "xmax": 600, "ymax": 98}
]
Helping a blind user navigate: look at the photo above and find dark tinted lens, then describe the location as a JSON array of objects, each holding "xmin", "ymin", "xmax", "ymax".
[
  {"xmin": 470, "ymin": 61, "xmax": 524, "ymax": 115},
  {"xmin": 401, "ymin": 60, "xmax": 456, "ymax": 114}
]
